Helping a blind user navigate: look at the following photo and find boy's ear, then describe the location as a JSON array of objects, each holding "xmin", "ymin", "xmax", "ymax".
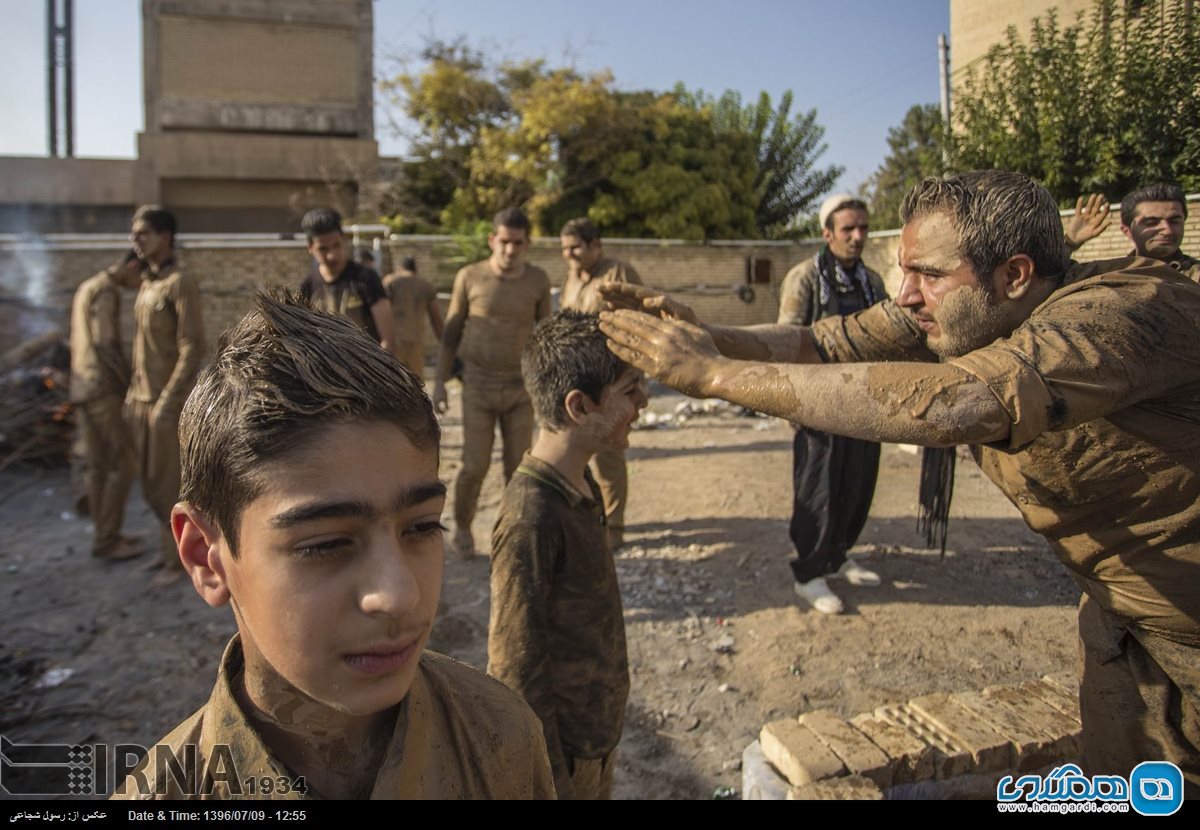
[
  {"xmin": 562, "ymin": 388, "xmax": 593, "ymax": 426},
  {"xmin": 171, "ymin": 502, "xmax": 232, "ymax": 608}
]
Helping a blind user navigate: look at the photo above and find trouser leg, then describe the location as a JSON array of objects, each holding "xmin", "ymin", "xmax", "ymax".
[
  {"xmin": 788, "ymin": 428, "xmax": 838, "ymax": 583},
  {"xmin": 1077, "ymin": 596, "xmax": 1200, "ymax": 797},
  {"xmin": 129, "ymin": 399, "xmax": 182, "ymax": 565},
  {"xmin": 395, "ymin": 342, "xmax": 424, "ymax": 378},
  {"xmin": 454, "ymin": 384, "xmax": 498, "ymax": 530},
  {"xmin": 832, "ymin": 437, "xmax": 880, "ymax": 556},
  {"xmin": 566, "ymin": 749, "xmax": 617, "ymax": 800},
  {"xmin": 498, "ymin": 387, "xmax": 534, "ymax": 483},
  {"xmin": 589, "ymin": 448, "xmax": 628, "ymax": 533},
  {"xmin": 82, "ymin": 396, "xmax": 134, "ymax": 556}
]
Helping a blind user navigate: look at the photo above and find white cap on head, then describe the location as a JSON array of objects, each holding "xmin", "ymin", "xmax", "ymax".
[{"xmin": 818, "ymin": 192, "xmax": 860, "ymax": 230}]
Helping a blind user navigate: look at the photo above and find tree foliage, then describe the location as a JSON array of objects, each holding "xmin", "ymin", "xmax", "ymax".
[
  {"xmin": 379, "ymin": 44, "xmax": 838, "ymax": 239},
  {"xmin": 861, "ymin": 104, "xmax": 947, "ymax": 230},
  {"xmin": 951, "ymin": 0, "xmax": 1200, "ymax": 199}
]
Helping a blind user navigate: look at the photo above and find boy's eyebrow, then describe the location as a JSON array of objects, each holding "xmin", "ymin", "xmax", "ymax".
[{"xmin": 270, "ymin": 482, "xmax": 447, "ymax": 529}]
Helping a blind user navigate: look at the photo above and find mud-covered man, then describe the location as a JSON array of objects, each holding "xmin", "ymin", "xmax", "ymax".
[
  {"xmin": 600, "ymin": 170, "xmax": 1200, "ymax": 793},
  {"xmin": 299, "ymin": 207, "xmax": 396, "ymax": 352},
  {"xmin": 1065, "ymin": 185, "xmax": 1198, "ymax": 283},
  {"xmin": 70, "ymin": 250, "xmax": 144, "ymax": 562},
  {"xmin": 559, "ymin": 217, "xmax": 644, "ymax": 549},
  {"xmin": 433, "ymin": 207, "xmax": 551, "ymax": 558},
  {"xmin": 776, "ymin": 195, "xmax": 888, "ymax": 614},
  {"xmin": 126, "ymin": 205, "xmax": 205, "ymax": 585},
  {"xmin": 384, "ymin": 256, "xmax": 444, "ymax": 376}
]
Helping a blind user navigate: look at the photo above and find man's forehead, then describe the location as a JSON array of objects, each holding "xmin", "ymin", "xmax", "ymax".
[
  {"xmin": 832, "ymin": 207, "xmax": 869, "ymax": 227},
  {"xmin": 1133, "ymin": 200, "xmax": 1185, "ymax": 221},
  {"xmin": 493, "ymin": 225, "xmax": 527, "ymax": 241},
  {"xmin": 899, "ymin": 212, "xmax": 962, "ymax": 270}
]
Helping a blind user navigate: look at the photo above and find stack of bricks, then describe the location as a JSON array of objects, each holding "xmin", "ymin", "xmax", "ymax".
[{"xmin": 753, "ymin": 674, "xmax": 1082, "ymax": 800}]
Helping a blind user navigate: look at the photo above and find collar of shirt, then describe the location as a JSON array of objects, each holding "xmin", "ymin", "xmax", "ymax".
[
  {"xmin": 514, "ymin": 452, "xmax": 599, "ymax": 509},
  {"xmin": 313, "ymin": 259, "xmax": 360, "ymax": 286},
  {"xmin": 144, "ymin": 257, "xmax": 176, "ymax": 281}
]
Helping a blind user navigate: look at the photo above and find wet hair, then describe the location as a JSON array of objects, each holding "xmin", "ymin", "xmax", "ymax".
[
  {"xmin": 400, "ymin": 256, "xmax": 417, "ymax": 272},
  {"xmin": 900, "ymin": 171, "xmax": 1068, "ymax": 281},
  {"xmin": 522, "ymin": 310, "xmax": 625, "ymax": 431},
  {"xmin": 132, "ymin": 205, "xmax": 177, "ymax": 246},
  {"xmin": 824, "ymin": 198, "xmax": 869, "ymax": 230},
  {"xmin": 301, "ymin": 207, "xmax": 344, "ymax": 242},
  {"xmin": 1120, "ymin": 183, "xmax": 1188, "ymax": 226},
  {"xmin": 559, "ymin": 217, "xmax": 600, "ymax": 243},
  {"xmin": 178, "ymin": 288, "xmax": 439, "ymax": 555},
  {"xmin": 493, "ymin": 207, "xmax": 531, "ymax": 234}
]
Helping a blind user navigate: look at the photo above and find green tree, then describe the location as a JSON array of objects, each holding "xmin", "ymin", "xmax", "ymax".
[
  {"xmin": 951, "ymin": 0, "xmax": 1200, "ymax": 200},
  {"xmin": 679, "ymin": 88, "xmax": 843, "ymax": 239},
  {"xmin": 861, "ymin": 104, "xmax": 946, "ymax": 229}
]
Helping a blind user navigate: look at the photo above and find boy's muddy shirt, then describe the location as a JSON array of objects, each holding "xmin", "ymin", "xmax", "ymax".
[
  {"xmin": 70, "ymin": 270, "xmax": 130, "ymax": 403},
  {"xmin": 129, "ymin": 260, "xmax": 205, "ymax": 411},
  {"xmin": 448, "ymin": 261, "xmax": 551, "ymax": 384},
  {"xmin": 384, "ymin": 272, "xmax": 437, "ymax": 347},
  {"xmin": 809, "ymin": 256, "xmax": 1200, "ymax": 660},
  {"xmin": 299, "ymin": 261, "xmax": 387, "ymax": 343},
  {"xmin": 488, "ymin": 453, "xmax": 630, "ymax": 793},
  {"xmin": 112, "ymin": 637, "xmax": 556, "ymax": 800}
]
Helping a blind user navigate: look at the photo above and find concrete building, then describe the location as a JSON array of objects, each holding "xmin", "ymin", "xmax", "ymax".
[{"xmin": 1, "ymin": 0, "xmax": 378, "ymax": 234}]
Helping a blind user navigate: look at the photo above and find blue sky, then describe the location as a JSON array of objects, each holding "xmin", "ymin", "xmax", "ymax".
[{"xmin": 0, "ymin": 0, "xmax": 949, "ymax": 193}]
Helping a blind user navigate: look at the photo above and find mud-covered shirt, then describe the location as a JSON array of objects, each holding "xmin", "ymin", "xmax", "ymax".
[
  {"xmin": 561, "ymin": 256, "xmax": 643, "ymax": 314},
  {"xmin": 808, "ymin": 257, "xmax": 1200, "ymax": 651},
  {"xmin": 300, "ymin": 261, "xmax": 387, "ymax": 343},
  {"xmin": 446, "ymin": 261, "xmax": 551, "ymax": 383},
  {"xmin": 70, "ymin": 270, "xmax": 129, "ymax": 403},
  {"xmin": 1146, "ymin": 248, "xmax": 1200, "ymax": 284},
  {"xmin": 488, "ymin": 453, "xmax": 629, "ymax": 797},
  {"xmin": 128, "ymin": 260, "xmax": 205, "ymax": 413},
  {"xmin": 383, "ymin": 272, "xmax": 437, "ymax": 346},
  {"xmin": 112, "ymin": 637, "xmax": 556, "ymax": 800}
]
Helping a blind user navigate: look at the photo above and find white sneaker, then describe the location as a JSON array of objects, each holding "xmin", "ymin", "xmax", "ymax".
[
  {"xmin": 794, "ymin": 577, "xmax": 845, "ymax": 615},
  {"xmin": 837, "ymin": 559, "xmax": 881, "ymax": 587}
]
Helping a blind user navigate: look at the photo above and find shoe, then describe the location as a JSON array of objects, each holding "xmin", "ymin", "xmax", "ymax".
[
  {"xmin": 794, "ymin": 577, "xmax": 844, "ymax": 615},
  {"xmin": 837, "ymin": 559, "xmax": 881, "ymax": 587},
  {"xmin": 451, "ymin": 528, "xmax": 476, "ymax": 560},
  {"xmin": 93, "ymin": 538, "xmax": 144, "ymax": 561}
]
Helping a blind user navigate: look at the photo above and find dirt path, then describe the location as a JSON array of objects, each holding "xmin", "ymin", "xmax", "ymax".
[{"xmin": 0, "ymin": 383, "xmax": 1079, "ymax": 800}]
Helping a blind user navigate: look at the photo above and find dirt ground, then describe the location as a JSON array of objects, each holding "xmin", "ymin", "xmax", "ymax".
[{"xmin": 0, "ymin": 382, "xmax": 1081, "ymax": 801}]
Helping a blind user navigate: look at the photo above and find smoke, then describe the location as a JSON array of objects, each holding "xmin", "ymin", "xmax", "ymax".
[{"xmin": 0, "ymin": 207, "xmax": 65, "ymax": 349}]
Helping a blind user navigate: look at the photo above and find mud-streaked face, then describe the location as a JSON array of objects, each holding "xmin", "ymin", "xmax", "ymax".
[
  {"xmin": 583, "ymin": 366, "xmax": 648, "ymax": 452},
  {"xmin": 1123, "ymin": 200, "xmax": 1186, "ymax": 260}
]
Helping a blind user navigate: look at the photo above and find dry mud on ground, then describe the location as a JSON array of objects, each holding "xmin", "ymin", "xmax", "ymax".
[{"xmin": 0, "ymin": 383, "xmax": 1080, "ymax": 800}]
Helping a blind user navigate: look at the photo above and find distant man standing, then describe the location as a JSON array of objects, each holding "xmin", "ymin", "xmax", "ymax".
[
  {"xmin": 1118, "ymin": 184, "xmax": 1198, "ymax": 283},
  {"xmin": 433, "ymin": 208, "xmax": 551, "ymax": 558},
  {"xmin": 299, "ymin": 207, "xmax": 396, "ymax": 351},
  {"xmin": 559, "ymin": 217, "xmax": 644, "ymax": 549},
  {"xmin": 126, "ymin": 206, "xmax": 205, "ymax": 585},
  {"xmin": 70, "ymin": 250, "xmax": 143, "ymax": 561},
  {"xmin": 384, "ymin": 256, "xmax": 444, "ymax": 376},
  {"xmin": 776, "ymin": 195, "xmax": 888, "ymax": 614}
]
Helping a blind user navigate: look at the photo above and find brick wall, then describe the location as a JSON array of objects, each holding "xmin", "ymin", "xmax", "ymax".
[{"xmin": 3, "ymin": 197, "xmax": 1196, "ymax": 361}]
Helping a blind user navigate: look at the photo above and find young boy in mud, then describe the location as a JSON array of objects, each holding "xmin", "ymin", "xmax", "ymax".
[
  {"xmin": 488, "ymin": 310, "xmax": 648, "ymax": 799},
  {"xmin": 113, "ymin": 290, "xmax": 555, "ymax": 800}
]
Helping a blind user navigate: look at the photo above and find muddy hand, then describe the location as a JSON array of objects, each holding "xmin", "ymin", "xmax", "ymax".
[
  {"xmin": 598, "ymin": 283, "xmax": 699, "ymax": 325},
  {"xmin": 599, "ymin": 309, "xmax": 722, "ymax": 398}
]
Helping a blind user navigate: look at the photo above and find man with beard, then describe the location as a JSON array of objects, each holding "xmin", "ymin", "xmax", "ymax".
[
  {"xmin": 776, "ymin": 195, "xmax": 888, "ymax": 614},
  {"xmin": 598, "ymin": 170, "xmax": 1200, "ymax": 794}
]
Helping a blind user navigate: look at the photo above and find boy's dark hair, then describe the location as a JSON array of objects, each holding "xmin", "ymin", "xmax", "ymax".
[
  {"xmin": 301, "ymin": 207, "xmax": 344, "ymax": 242},
  {"xmin": 132, "ymin": 205, "xmax": 177, "ymax": 244},
  {"xmin": 1120, "ymin": 183, "xmax": 1188, "ymax": 226},
  {"xmin": 178, "ymin": 289, "xmax": 440, "ymax": 554},
  {"xmin": 493, "ymin": 207, "xmax": 532, "ymax": 234},
  {"xmin": 559, "ymin": 217, "xmax": 600, "ymax": 243},
  {"xmin": 521, "ymin": 310, "xmax": 625, "ymax": 430}
]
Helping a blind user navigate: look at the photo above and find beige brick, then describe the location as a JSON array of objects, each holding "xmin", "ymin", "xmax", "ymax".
[
  {"xmin": 787, "ymin": 774, "xmax": 883, "ymax": 800},
  {"xmin": 983, "ymin": 684, "xmax": 1082, "ymax": 760},
  {"xmin": 799, "ymin": 709, "xmax": 894, "ymax": 789},
  {"xmin": 759, "ymin": 719, "xmax": 846, "ymax": 787},
  {"xmin": 951, "ymin": 689, "xmax": 1070, "ymax": 772},
  {"xmin": 875, "ymin": 702, "xmax": 972, "ymax": 780},
  {"xmin": 850, "ymin": 713, "xmax": 933, "ymax": 784},
  {"xmin": 1019, "ymin": 679, "xmax": 1082, "ymax": 723},
  {"xmin": 909, "ymin": 693, "xmax": 1014, "ymax": 773}
]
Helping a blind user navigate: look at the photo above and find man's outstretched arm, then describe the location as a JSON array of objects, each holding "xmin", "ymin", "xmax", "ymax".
[{"xmin": 599, "ymin": 310, "xmax": 1009, "ymax": 447}]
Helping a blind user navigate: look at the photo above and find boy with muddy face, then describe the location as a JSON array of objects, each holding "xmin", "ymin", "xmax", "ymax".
[
  {"xmin": 599, "ymin": 170, "xmax": 1200, "ymax": 795},
  {"xmin": 112, "ymin": 291, "xmax": 555, "ymax": 800},
  {"xmin": 488, "ymin": 310, "xmax": 648, "ymax": 799}
]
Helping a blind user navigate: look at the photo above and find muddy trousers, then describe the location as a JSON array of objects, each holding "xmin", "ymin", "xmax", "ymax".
[
  {"xmin": 453, "ymin": 381, "xmax": 534, "ymax": 529},
  {"xmin": 394, "ymin": 341, "xmax": 425, "ymax": 378},
  {"xmin": 588, "ymin": 449, "xmax": 628, "ymax": 534},
  {"xmin": 1077, "ymin": 596, "xmax": 1200, "ymax": 797},
  {"xmin": 126, "ymin": 399, "xmax": 182, "ymax": 566},
  {"xmin": 788, "ymin": 427, "xmax": 880, "ymax": 584},
  {"xmin": 78, "ymin": 396, "xmax": 135, "ymax": 556},
  {"xmin": 565, "ymin": 748, "xmax": 617, "ymax": 800}
]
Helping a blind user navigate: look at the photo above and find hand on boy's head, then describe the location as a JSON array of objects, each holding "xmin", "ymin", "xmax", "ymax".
[
  {"xmin": 599, "ymin": 312, "xmax": 720, "ymax": 400},
  {"xmin": 597, "ymin": 283, "xmax": 698, "ymax": 324}
]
